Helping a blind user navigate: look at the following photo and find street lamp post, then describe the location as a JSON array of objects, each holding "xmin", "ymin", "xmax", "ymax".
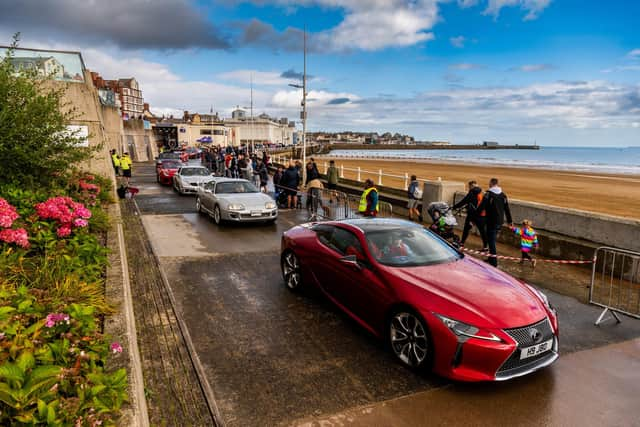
[{"xmin": 289, "ymin": 29, "xmax": 308, "ymax": 184}]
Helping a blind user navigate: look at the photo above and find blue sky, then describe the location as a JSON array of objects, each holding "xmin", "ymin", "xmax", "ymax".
[{"xmin": 1, "ymin": 0, "xmax": 639, "ymax": 145}]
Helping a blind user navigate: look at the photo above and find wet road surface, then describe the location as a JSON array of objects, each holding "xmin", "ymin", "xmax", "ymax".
[{"xmin": 129, "ymin": 162, "xmax": 640, "ymax": 426}]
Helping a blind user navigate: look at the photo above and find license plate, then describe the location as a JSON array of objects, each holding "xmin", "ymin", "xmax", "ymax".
[
  {"xmin": 250, "ymin": 211, "xmax": 262, "ymax": 217},
  {"xmin": 520, "ymin": 339, "xmax": 553, "ymax": 360}
]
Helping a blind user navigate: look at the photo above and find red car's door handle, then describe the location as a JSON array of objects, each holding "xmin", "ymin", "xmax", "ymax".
[{"xmin": 339, "ymin": 255, "xmax": 362, "ymax": 270}]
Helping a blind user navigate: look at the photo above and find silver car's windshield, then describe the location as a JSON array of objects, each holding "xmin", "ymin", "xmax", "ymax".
[
  {"xmin": 181, "ymin": 168, "xmax": 209, "ymax": 176},
  {"xmin": 365, "ymin": 228, "xmax": 461, "ymax": 267},
  {"xmin": 216, "ymin": 181, "xmax": 259, "ymax": 194}
]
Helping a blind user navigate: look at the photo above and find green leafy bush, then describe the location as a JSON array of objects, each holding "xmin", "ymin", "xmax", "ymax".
[{"xmin": 0, "ymin": 286, "xmax": 127, "ymax": 426}]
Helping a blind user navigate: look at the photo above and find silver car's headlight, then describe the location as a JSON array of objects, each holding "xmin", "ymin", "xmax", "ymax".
[
  {"xmin": 227, "ymin": 203, "xmax": 245, "ymax": 211},
  {"xmin": 265, "ymin": 202, "xmax": 276, "ymax": 209},
  {"xmin": 434, "ymin": 313, "xmax": 501, "ymax": 342}
]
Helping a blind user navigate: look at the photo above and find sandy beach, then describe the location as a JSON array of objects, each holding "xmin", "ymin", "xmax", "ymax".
[{"xmin": 313, "ymin": 157, "xmax": 640, "ymax": 219}]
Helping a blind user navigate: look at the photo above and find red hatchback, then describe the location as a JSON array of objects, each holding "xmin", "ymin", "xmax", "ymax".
[
  {"xmin": 156, "ymin": 160, "xmax": 182, "ymax": 185},
  {"xmin": 280, "ymin": 218, "xmax": 559, "ymax": 381}
]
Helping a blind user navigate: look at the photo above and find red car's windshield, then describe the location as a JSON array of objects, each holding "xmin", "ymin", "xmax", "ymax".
[{"xmin": 365, "ymin": 228, "xmax": 461, "ymax": 267}]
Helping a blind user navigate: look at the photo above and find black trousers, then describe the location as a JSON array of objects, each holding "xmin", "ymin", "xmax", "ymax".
[
  {"xmin": 486, "ymin": 224, "xmax": 501, "ymax": 267},
  {"xmin": 461, "ymin": 216, "xmax": 487, "ymax": 248}
]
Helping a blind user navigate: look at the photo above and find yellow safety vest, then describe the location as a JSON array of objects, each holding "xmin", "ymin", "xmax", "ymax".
[
  {"xmin": 120, "ymin": 156, "xmax": 131, "ymax": 170},
  {"xmin": 359, "ymin": 187, "xmax": 378, "ymax": 213},
  {"xmin": 111, "ymin": 153, "xmax": 120, "ymax": 167}
]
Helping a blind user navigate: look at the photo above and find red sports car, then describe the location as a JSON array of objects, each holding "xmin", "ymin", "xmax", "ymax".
[
  {"xmin": 156, "ymin": 160, "xmax": 182, "ymax": 185},
  {"xmin": 280, "ymin": 218, "xmax": 558, "ymax": 381}
]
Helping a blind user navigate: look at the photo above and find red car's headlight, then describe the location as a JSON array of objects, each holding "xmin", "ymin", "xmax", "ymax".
[{"xmin": 434, "ymin": 313, "xmax": 502, "ymax": 343}]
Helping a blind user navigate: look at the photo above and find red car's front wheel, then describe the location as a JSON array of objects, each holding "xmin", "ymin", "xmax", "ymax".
[
  {"xmin": 281, "ymin": 251, "xmax": 302, "ymax": 291},
  {"xmin": 389, "ymin": 310, "xmax": 433, "ymax": 370}
]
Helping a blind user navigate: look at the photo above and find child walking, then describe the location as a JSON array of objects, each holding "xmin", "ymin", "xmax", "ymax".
[{"xmin": 511, "ymin": 219, "xmax": 539, "ymax": 267}]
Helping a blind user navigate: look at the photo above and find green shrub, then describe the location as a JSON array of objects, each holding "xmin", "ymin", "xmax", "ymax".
[{"xmin": 0, "ymin": 286, "xmax": 127, "ymax": 426}]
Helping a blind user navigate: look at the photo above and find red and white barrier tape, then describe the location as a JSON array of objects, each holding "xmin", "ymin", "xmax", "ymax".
[{"xmin": 460, "ymin": 247, "xmax": 596, "ymax": 264}]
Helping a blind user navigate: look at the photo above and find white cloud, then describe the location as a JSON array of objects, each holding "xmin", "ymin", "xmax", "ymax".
[
  {"xmin": 457, "ymin": 0, "xmax": 479, "ymax": 7},
  {"xmin": 511, "ymin": 63, "xmax": 554, "ymax": 72},
  {"xmin": 484, "ymin": 0, "xmax": 552, "ymax": 20},
  {"xmin": 601, "ymin": 65, "xmax": 640, "ymax": 73},
  {"xmin": 244, "ymin": 0, "xmax": 439, "ymax": 51},
  {"xmin": 271, "ymin": 89, "xmax": 359, "ymax": 109},
  {"xmin": 628, "ymin": 49, "xmax": 640, "ymax": 58},
  {"xmin": 315, "ymin": 0, "xmax": 439, "ymax": 51},
  {"xmin": 450, "ymin": 35, "xmax": 466, "ymax": 48},
  {"xmin": 450, "ymin": 63, "xmax": 483, "ymax": 70}
]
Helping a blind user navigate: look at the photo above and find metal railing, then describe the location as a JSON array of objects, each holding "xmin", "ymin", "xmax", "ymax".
[
  {"xmin": 276, "ymin": 184, "xmax": 393, "ymax": 221},
  {"xmin": 590, "ymin": 246, "xmax": 640, "ymax": 325},
  {"xmin": 271, "ymin": 154, "xmax": 436, "ymax": 190}
]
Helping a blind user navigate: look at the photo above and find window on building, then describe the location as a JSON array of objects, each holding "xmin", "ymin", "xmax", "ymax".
[{"xmin": 200, "ymin": 129, "xmax": 212, "ymax": 135}]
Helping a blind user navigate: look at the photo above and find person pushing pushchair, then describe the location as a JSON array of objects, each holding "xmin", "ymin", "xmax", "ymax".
[{"xmin": 427, "ymin": 202, "xmax": 460, "ymax": 246}]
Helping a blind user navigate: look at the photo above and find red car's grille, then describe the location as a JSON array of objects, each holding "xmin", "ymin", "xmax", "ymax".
[{"xmin": 496, "ymin": 318, "xmax": 556, "ymax": 378}]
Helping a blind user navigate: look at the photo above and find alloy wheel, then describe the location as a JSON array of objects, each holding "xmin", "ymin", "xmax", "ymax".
[
  {"xmin": 196, "ymin": 197, "xmax": 202, "ymax": 214},
  {"xmin": 281, "ymin": 251, "xmax": 301, "ymax": 290},
  {"xmin": 213, "ymin": 206, "xmax": 221, "ymax": 225},
  {"xmin": 389, "ymin": 312, "xmax": 429, "ymax": 368}
]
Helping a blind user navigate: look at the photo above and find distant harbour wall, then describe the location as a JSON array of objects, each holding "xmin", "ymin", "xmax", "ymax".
[{"xmin": 324, "ymin": 143, "xmax": 540, "ymax": 152}]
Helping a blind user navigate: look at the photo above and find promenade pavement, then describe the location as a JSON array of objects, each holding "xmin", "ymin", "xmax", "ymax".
[{"xmin": 124, "ymin": 161, "xmax": 640, "ymax": 426}]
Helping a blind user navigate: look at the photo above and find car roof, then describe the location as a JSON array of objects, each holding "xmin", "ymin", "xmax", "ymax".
[
  {"xmin": 180, "ymin": 165, "xmax": 208, "ymax": 169},
  {"xmin": 208, "ymin": 177, "xmax": 250, "ymax": 183},
  {"xmin": 333, "ymin": 218, "xmax": 423, "ymax": 233}
]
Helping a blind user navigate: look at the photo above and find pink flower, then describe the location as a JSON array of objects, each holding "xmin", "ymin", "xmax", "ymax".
[
  {"xmin": 36, "ymin": 197, "xmax": 91, "ymax": 237},
  {"xmin": 73, "ymin": 218, "xmax": 88, "ymax": 228},
  {"xmin": 110, "ymin": 342, "xmax": 123, "ymax": 354},
  {"xmin": 45, "ymin": 313, "xmax": 70, "ymax": 328},
  {"xmin": 0, "ymin": 228, "xmax": 30, "ymax": 248},
  {"xmin": 56, "ymin": 225, "xmax": 72, "ymax": 237},
  {"xmin": 0, "ymin": 198, "xmax": 19, "ymax": 228}
]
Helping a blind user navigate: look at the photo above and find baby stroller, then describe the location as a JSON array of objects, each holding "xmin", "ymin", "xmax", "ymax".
[
  {"xmin": 427, "ymin": 202, "xmax": 460, "ymax": 247},
  {"xmin": 275, "ymin": 187, "xmax": 303, "ymax": 209}
]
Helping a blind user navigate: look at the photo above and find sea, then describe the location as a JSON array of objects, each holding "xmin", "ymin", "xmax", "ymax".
[{"xmin": 327, "ymin": 146, "xmax": 640, "ymax": 175}]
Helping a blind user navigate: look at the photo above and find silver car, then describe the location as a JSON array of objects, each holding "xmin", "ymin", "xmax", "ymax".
[
  {"xmin": 173, "ymin": 166, "xmax": 213, "ymax": 195},
  {"xmin": 196, "ymin": 178, "xmax": 278, "ymax": 225}
]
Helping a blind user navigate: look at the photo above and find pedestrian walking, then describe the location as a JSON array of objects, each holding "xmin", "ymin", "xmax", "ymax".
[
  {"xmin": 477, "ymin": 178, "xmax": 513, "ymax": 267},
  {"xmin": 358, "ymin": 179, "xmax": 379, "ymax": 217},
  {"xmin": 256, "ymin": 159, "xmax": 269, "ymax": 193},
  {"xmin": 305, "ymin": 161, "xmax": 323, "ymax": 216},
  {"xmin": 511, "ymin": 220, "xmax": 539, "ymax": 267},
  {"xmin": 110, "ymin": 149, "xmax": 120, "ymax": 176},
  {"xmin": 453, "ymin": 180, "xmax": 488, "ymax": 249},
  {"xmin": 407, "ymin": 175, "xmax": 423, "ymax": 222},
  {"xmin": 281, "ymin": 162, "xmax": 301, "ymax": 209},
  {"xmin": 327, "ymin": 160, "xmax": 339, "ymax": 189},
  {"xmin": 120, "ymin": 152, "xmax": 132, "ymax": 185}
]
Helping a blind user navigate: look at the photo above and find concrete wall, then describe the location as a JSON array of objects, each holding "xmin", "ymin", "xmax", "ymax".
[
  {"xmin": 123, "ymin": 120, "xmax": 155, "ymax": 162},
  {"xmin": 421, "ymin": 180, "xmax": 465, "ymax": 208},
  {"xmin": 57, "ymin": 70, "xmax": 114, "ymax": 178},
  {"xmin": 454, "ymin": 191, "xmax": 640, "ymax": 253}
]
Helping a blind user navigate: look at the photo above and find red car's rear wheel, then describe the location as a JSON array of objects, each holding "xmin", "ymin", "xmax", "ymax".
[{"xmin": 389, "ymin": 311, "xmax": 432, "ymax": 369}]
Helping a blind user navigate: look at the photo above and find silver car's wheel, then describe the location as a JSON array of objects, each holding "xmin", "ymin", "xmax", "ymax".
[
  {"xmin": 213, "ymin": 205, "xmax": 222, "ymax": 225},
  {"xmin": 389, "ymin": 311, "xmax": 430, "ymax": 368},
  {"xmin": 281, "ymin": 251, "xmax": 302, "ymax": 290},
  {"xmin": 195, "ymin": 197, "xmax": 202, "ymax": 214}
]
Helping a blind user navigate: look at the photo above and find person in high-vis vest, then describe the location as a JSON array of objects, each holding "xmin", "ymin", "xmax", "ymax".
[
  {"xmin": 110, "ymin": 149, "xmax": 120, "ymax": 176},
  {"xmin": 358, "ymin": 179, "xmax": 378, "ymax": 217},
  {"xmin": 120, "ymin": 152, "xmax": 132, "ymax": 185}
]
